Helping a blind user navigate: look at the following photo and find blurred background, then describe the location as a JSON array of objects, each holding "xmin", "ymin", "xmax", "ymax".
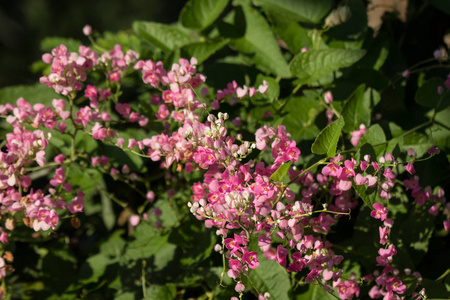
[{"xmin": 0, "ymin": 0, "xmax": 188, "ymax": 88}]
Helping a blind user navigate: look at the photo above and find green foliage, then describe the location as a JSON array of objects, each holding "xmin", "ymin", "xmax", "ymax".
[
  {"xmin": 311, "ymin": 116, "xmax": 345, "ymax": 157},
  {"xmin": 247, "ymin": 255, "xmax": 291, "ymax": 300},
  {"xmin": 341, "ymin": 84, "xmax": 375, "ymax": 133},
  {"xmin": 180, "ymin": 0, "xmax": 229, "ymax": 30},
  {"xmin": 230, "ymin": 5, "xmax": 292, "ymax": 77},
  {"xmin": 3, "ymin": 1, "xmax": 450, "ymax": 300},
  {"xmin": 255, "ymin": 0, "xmax": 333, "ymax": 24},
  {"xmin": 270, "ymin": 160, "xmax": 292, "ymax": 182},
  {"xmin": 290, "ymin": 49, "xmax": 366, "ymax": 84},
  {"xmin": 133, "ymin": 21, "xmax": 193, "ymax": 53}
]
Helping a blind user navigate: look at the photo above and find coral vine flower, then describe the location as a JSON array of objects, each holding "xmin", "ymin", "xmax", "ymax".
[
  {"xmin": 370, "ymin": 203, "xmax": 388, "ymax": 221},
  {"xmin": 242, "ymin": 251, "xmax": 259, "ymax": 269}
]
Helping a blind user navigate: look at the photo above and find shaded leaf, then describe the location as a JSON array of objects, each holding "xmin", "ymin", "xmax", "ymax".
[
  {"xmin": 270, "ymin": 13, "xmax": 312, "ymax": 54},
  {"xmin": 353, "ymin": 183, "xmax": 377, "ymax": 209},
  {"xmin": 100, "ymin": 191, "xmax": 116, "ymax": 231},
  {"xmin": 231, "ymin": 5, "xmax": 291, "ymax": 78},
  {"xmin": 180, "ymin": 0, "xmax": 229, "ymax": 30},
  {"xmin": 415, "ymin": 77, "xmax": 450, "ymax": 111},
  {"xmin": 144, "ymin": 284, "xmax": 177, "ymax": 300}
]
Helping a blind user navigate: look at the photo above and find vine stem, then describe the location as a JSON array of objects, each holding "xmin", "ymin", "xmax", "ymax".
[
  {"xmin": 141, "ymin": 260, "xmax": 147, "ymax": 298},
  {"xmin": 245, "ymin": 274, "xmax": 261, "ymax": 296}
]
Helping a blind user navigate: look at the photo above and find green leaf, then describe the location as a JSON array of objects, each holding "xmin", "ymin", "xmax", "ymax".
[
  {"xmin": 100, "ymin": 190, "xmax": 116, "ymax": 231},
  {"xmin": 79, "ymin": 253, "xmax": 111, "ymax": 284},
  {"xmin": 66, "ymin": 166, "xmax": 104, "ymax": 203},
  {"xmin": 40, "ymin": 37, "xmax": 82, "ymax": 52},
  {"xmin": 144, "ymin": 284, "xmax": 177, "ymax": 300},
  {"xmin": 421, "ymin": 278, "xmax": 450, "ymax": 299},
  {"xmin": 182, "ymin": 40, "xmax": 229, "ymax": 64},
  {"xmin": 155, "ymin": 200, "xmax": 180, "ymax": 229},
  {"xmin": 248, "ymin": 255, "xmax": 290, "ymax": 300},
  {"xmin": 429, "ymin": 0, "xmax": 450, "ymax": 14},
  {"xmin": 342, "ymin": 84, "xmax": 370, "ymax": 133},
  {"xmin": 402, "ymin": 132, "xmax": 433, "ymax": 158},
  {"xmin": 255, "ymin": 74, "xmax": 279, "ymax": 100},
  {"xmin": 311, "ymin": 116, "xmax": 345, "ymax": 157},
  {"xmin": 282, "ymin": 96, "xmax": 321, "ymax": 141},
  {"xmin": 96, "ymin": 31, "xmax": 142, "ymax": 53},
  {"xmin": 353, "ymin": 183, "xmax": 377, "ymax": 209},
  {"xmin": 415, "ymin": 77, "xmax": 450, "ymax": 111},
  {"xmin": 290, "ymin": 49, "xmax": 366, "ymax": 84},
  {"xmin": 359, "ymin": 124, "xmax": 386, "ymax": 158},
  {"xmin": 169, "ymin": 222, "xmax": 216, "ymax": 268},
  {"xmin": 100, "ymin": 230, "xmax": 126, "ymax": 258},
  {"xmin": 270, "ymin": 161, "xmax": 292, "ymax": 182},
  {"xmin": 255, "ymin": 0, "xmax": 333, "ymax": 24},
  {"xmin": 124, "ymin": 222, "xmax": 169, "ymax": 260},
  {"xmin": 270, "ymin": 13, "xmax": 312, "ymax": 54},
  {"xmin": 231, "ymin": 5, "xmax": 291, "ymax": 78},
  {"xmin": 295, "ymin": 284, "xmax": 336, "ymax": 299},
  {"xmin": 133, "ymin": 21, "xmax": 193, "ymax": 53},
  {"xmin": 180, "ymin": 0, "xmax": 229, "ymax": 29},
  {"xmin": 0, "ymin": 84, "xmax": 60, "ymax": 107}
]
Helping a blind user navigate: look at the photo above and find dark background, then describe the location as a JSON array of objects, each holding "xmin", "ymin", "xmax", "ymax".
[{"xmin": 0, "ymin": 0, "xmax": 187, "ymax": 88}]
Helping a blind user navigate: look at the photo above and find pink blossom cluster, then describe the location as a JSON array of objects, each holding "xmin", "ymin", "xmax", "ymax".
[
  {"xmin": 366, "ymin": 203, "xmax": 424, "ymax": 300},
  {"xmin": 404, "ymin": 176, "xmax": 449, "ymax": 228},
  {"xmin": 40, "ymin": 44, "xmax": 99, "ymax": 95},
  {"xmin": 0, "ymin": 99, "xmax": 85, "ymax": 238},
  {"xmin": 98, "ymin": 44, "xmax": 139, "ymax": 82},
  {"xmin": 212, "ymin": 80, "xmax": 269, "ymax": 109}
]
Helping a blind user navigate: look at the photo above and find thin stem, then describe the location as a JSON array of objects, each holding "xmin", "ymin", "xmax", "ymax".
[{"xmin": 141, "ymin": 260, "xmax": 147, "ymax": 298}]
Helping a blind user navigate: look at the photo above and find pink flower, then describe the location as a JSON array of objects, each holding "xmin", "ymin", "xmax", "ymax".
[
  {"xmin": 258, "ymin": 80, "xmax": 269, "ymax": 94},
  {"xmin": 404, "ymin": 162, "xmax": 415, "ymax": 174},
  {"xmin": 427, "ymin": 146, "xmax": 440, "ymax": 155},
  {"xmin": 242, "ymin": 251, "xmax": 259, "ymax": 269},
  {"xmin": 350, "ymin": 124, "xmax": 367, "ymax": 147},
  {"xmin": 324, "ymin": 91, "xmax": 333, "ymax": 104},
  {"xmin": 156, "ymin": 104, "xmax": 169, "ymax": 120},
  {"xmin": 443, "ymin": 220, "xmax": 450, "ymax": 231},
  {"xmin": 224, "ymin": 234, "xmax": 244, "ymax": 254},
  {"xmin": 276, "ymin": 245, "xmax": 288, "ymax": 267},
  {"xmin": 50, "ymin": 168, "xmax": 65, "ymax": 186},
  {"xmin": 92, "ymin": 122, "xmax": 107, "ymax": 140},
  {"xmin": 54, "ymin": 154, "xmax": 65, "ymax": 165},
  {"xmin": 146, "ymin": 191, "xmax": 155, "ymax": 202},
  {"xmin": 83, "ymin": 25, "xmax": 92, "ymax": 36},
  {"xmin": 235, "ymin": 283, "xmax": 245, "ymax": 293},
  {"xmin": 130, "ymin": 215, "xmax": 140, "ymax": 227},
  {"xmin": 371, "ymin": 203, "xmax": 388, "ymax": 221},
  {"xmin": 115, "ymin": 103, "xmax": 131, "ymax": 117},
  {"xmin": 0, "ymin": 232, "xmax": 8, "ymax": 244},
  {"xmin": 35, "ymin": 150, "xmax": 46, "ymax": 167}
]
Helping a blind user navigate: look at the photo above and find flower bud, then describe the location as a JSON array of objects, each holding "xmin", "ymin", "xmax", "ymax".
[{"xmin": 82, "ymin": 25, "xmax": 92, "ymax": 36}]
